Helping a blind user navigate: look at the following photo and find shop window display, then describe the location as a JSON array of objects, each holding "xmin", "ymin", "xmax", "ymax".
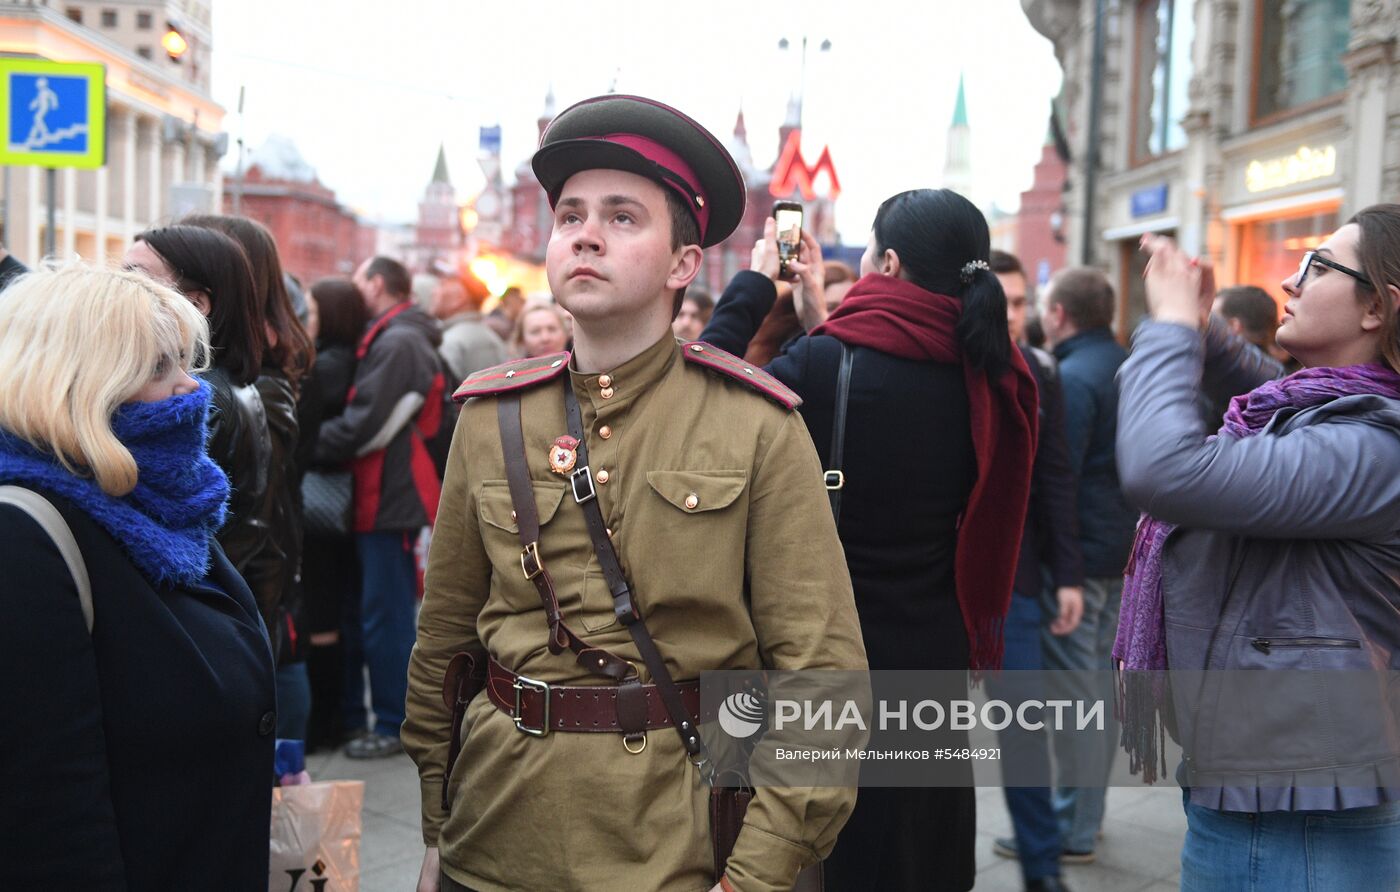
[{"xmin": 1235, "ymin": 208, "xmax": 1339, "ymax": 307}]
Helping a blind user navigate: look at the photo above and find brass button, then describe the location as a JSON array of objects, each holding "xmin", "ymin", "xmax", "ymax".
[
  {"xmin": 598, "ymin": 374, "xmax": 613, "ymax": 388},
  {"xmin": 599, "ymin": 425, "xmax": 612, "ymax": 439},
  {"xmin": 684, "ymin": 493, "xmax": 699, "ymax": 510},
  {"xmin": 596, "ymin": 469, "xmax": 610, "ymax": 485},
  {"xmin": 690, "ymin": 345, "xmax": 704, "ymax": 353},
  {"xmin": 600, "ymin": 386, "xmax": 615, "ymax": 399},
  {"xmin": 606, "ymin": 527, "xmax": 613, "ymax": 538}
]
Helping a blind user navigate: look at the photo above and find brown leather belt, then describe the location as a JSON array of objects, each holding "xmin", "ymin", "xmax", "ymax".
[{"xmin": 485, "ymin": 656, "xmax": 706, "ymax": 739}]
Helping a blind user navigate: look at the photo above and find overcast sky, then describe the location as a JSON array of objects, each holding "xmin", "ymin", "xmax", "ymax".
[{"xmin": 209, "ymin": 0, "xmax": 1063, "ymax": 246}]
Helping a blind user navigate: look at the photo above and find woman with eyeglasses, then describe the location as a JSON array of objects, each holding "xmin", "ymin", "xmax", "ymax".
[{"xmin": 1117, "ymin": 205, "xmax": 1400, "ymax": 891}]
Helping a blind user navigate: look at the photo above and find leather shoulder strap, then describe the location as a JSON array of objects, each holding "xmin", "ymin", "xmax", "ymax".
[
  {"xmin": 0, "ymin": 485, "xmax": 93, "ymax": 632},
  {"xmin": 681, "ymin": 342, "xmax": 802, "ymax": 410},
  {"xmin": 454, "ymin": 352, "xmax": 571, "ymax": 402},
  {"xmin": 561, "ymin": 380, "xmax": 712, "ymax": 771},
  {"xmin": 494, "ymin": 395, "xmax": 635, "ymax": 683}
]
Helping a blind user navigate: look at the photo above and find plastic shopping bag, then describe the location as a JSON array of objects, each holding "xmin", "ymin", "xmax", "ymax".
[{"xmin": 269, "ymin": 780, "xmax": 365, "ymax": 892}]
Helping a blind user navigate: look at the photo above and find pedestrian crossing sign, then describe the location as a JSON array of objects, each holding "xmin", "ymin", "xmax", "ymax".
[{"xmin": 0, "ymin": 59, "xmax": 106, "ymax": 169}]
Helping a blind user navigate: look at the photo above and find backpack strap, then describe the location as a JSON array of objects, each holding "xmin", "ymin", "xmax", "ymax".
[{"xmin": 0, "ymin": 485, "xmax": 93, "ymax": 632}]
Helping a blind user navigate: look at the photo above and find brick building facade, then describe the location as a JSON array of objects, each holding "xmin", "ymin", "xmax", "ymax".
[{"xmin": 225, "ymin": 136, "xmax": 374, "ymax": 284}]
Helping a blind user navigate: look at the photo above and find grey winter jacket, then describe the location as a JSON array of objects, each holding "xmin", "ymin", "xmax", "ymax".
[{"xmin": 1117, "ymin": 321, "xmax": 1400, "ymax": 811}]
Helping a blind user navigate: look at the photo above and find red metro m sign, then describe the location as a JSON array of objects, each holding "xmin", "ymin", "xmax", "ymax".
[{"xmin": 769, "ymin": 130, "xmax": 842, "ymax": 201}]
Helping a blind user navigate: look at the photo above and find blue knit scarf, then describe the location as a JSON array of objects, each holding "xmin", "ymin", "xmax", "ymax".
[{"xmin": 0, "ymin": 380, "xmax": 230, "ymax": 587}]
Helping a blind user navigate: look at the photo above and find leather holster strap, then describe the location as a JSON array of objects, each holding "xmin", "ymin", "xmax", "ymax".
[{"xmin": 485, "ymin": 656, "xmax": 706, "ymax": 735}]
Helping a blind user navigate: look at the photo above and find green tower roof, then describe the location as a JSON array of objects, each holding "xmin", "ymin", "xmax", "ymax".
[
  {"xmin": 952, "ymin": 73, "xmax": 968, "ymax": 128},
  {"xmin": 431, "ymin": 144, "xmax": 450, "ymax": 185}
]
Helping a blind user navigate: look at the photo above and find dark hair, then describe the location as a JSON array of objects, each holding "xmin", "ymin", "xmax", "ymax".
[
  {"xmin": 183, "ymin": 214, "xmax": 315, "ymax": 386},
  {"xmin": 136, "ymin": 225, "xmax": 264, "ymax": 386},
  {"xmin": 1046, "ymin": 266, "xmax": 1115, "ymax": 331},
  {"xmin": 1214, "ymin": 285, "xmax": 1278, "ymax": 341},
  {"xmin": 1023, "ymin": 315, "xmax": 1047, "ymax": 349},
  {"xmin": 823, "ymin": 260, "xmax": 856, "ymax": 286},
  {"xmin": 683, "ymin": 289, "xmax": 714, "ymax": 315},
  {"xmin": 871, "ymin": 188, "xmax": 1009, "ymax": 373},
  {"xmin": 311, "ymin": 277, "xmax": 370, "ymax": 349},
  {"xmin": 1347, "ymin": 203, "xmax": 1400, "ymax": 374},
  {"xmin": 666, "ymin": 189, "xmax": 701, "ymax": 316},
  {"xmin": 989, "ymin": 249, "xmax": 1025, "ymax": 277},
  {"xmin": 365, "ymin": 256, "xmax": 412, "ymax": 300}
]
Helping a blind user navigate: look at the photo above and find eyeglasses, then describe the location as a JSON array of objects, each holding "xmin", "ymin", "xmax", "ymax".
[{"xmin": 1294, "ymin": 251, "xmax": 1372, "ymax": 289}]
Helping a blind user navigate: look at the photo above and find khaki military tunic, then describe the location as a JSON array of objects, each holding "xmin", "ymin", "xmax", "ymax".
[{"xmin": 403, "ymin": 333, "xmax": 868, "ymax": 892}]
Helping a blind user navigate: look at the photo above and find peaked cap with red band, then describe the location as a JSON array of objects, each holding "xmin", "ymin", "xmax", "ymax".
[{"xmin": 532, "ymin": 94, "xmax": 746, "ymax": 248}]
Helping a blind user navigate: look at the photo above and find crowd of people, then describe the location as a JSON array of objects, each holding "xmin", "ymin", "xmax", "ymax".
[{"xmin": 0, "ymin": 89, "xmax": 1396, "ymax": 892}]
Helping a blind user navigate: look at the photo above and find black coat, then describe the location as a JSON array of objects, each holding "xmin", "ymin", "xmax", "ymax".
[
  {"xmin": 0, "ymin": 489, "xmax": 276, "ymax": 891},
  {"xmin": 300, "ymin": 344, "xmax": 359, "ymax": 634},
  {"xmin": 1016, "ymin": 345, "xmax": 1084, "ymax": 599},
  {"xmin": 703, "ymin": 271, "xmax": 978, "ymax": 891}
]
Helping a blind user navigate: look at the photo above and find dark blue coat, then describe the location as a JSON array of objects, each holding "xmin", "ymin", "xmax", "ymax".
[
  {"xmin": 1053, "ymin": 328, "xmax": 1138, "ymax": 576},
  {"xmin": 1016, "ymin": 345, "xmax": 1084, "ymax": 599},
  {"xmin": 0, "ymin": 488, "xmax": 275, "ymax": 890}
]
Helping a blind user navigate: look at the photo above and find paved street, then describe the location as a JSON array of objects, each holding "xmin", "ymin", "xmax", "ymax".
[{"xmin": 310, "ymin": 749, "xmax": 1186, "ymax": 892}]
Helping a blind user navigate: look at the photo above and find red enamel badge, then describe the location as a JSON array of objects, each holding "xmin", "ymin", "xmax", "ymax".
[{"xmin": 548, "ymin": 436, "xmax": 580, "ymax": 475}]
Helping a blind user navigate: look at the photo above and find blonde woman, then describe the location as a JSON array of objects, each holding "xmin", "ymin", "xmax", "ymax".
[
  {"xmin": 0, "ymin": 266, "xmax": 275, "ymax": 889},
  {"xmin": 511, "ymin": 299, "xmax": 572, "ymax": 358}
]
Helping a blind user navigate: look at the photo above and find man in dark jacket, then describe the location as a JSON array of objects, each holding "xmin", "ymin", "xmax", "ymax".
[
  {"xmin": 988, "ymin": 251, "xmax": 1084, "ymax": 892},
  {"xmin": 1037, "ymin": 266, "xmax": 1137, "ymax": 858},
  {"xmin": 316, "ymin": 255, "xmax": 446, "ymax": 758}
]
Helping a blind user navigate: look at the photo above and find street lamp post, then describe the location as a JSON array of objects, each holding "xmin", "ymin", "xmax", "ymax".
[{"xmin": 777, "ymin": 35, "xmax": 832, "ymax": 129}]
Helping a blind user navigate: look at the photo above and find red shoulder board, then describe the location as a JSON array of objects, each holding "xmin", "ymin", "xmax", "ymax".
[
  {"xmin": 452, "ymin": 352, "xmax": 570, "ymax": 403},
  {"xmin": 681, "ymin": 342, "xmax": 802, "ymax": 410}
]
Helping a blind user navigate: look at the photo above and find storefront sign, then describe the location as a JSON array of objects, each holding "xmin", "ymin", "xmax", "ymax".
[
  {"xmin": 1130, "ymin": 184, "xmax": 1169, "ymax": 219},
  {"xmin": 1245, "ymin": 145, "xmax": 1337, "ymax": 194}
]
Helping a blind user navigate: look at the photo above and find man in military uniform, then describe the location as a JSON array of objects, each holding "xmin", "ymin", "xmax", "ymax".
[{"xmin": 403, "ymin": 94, "xmax": 867, "ymax": 892}]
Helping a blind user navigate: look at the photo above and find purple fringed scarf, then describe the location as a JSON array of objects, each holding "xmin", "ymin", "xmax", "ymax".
[{"xmin": 1114, "ymin": 361, "xmax": 1400, "ymax": 781}]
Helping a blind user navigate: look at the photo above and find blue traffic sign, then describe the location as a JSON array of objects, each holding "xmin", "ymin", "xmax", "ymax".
[{"xmin": 8, "ymin": 72, "xmax": 90, "ymax": 154}]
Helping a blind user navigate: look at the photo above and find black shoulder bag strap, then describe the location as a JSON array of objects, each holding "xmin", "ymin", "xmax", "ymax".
[
  {"xmin": 559, "ymin": 379, "xmax": 712, "ymax": 772},
  {"xmin": 824, "ymin": 342, "xmax": 854, "ymax": 524}
]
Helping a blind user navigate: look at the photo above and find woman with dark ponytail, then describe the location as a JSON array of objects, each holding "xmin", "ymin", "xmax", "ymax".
[{"xmin": 702, "ymin": 187, "xmax": 1039, "ymax": 891}]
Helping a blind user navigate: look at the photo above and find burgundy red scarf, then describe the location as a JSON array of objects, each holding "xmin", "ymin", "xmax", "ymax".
[{"xmin": 811, "ymin": 273, "xmax": 1039, "ymax": 670}]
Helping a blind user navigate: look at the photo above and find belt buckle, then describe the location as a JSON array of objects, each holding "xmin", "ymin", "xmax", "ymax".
[
  {"xmin": 520, "ymin": 542, "xmax": 544, "ymax": 580},
  {"xmin": 512, "ymin": 674, "xmax": 551, "ymax": 737},
  {"xmin": 823, "ymin": 470, "xmax": 845, "ymax": 490},
  {"xmin": 571, "ymin": 466, "xmax": 597, "ymax": 504}
]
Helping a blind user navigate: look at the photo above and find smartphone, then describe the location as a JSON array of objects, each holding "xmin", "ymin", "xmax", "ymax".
[{"xmin": 772, "ymin": 201, "xmax": 804, "ymax": 279}]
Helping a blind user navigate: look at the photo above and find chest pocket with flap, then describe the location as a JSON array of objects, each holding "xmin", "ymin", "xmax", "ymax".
[
  {"xmin": 645, "ymin": 470, "xmax": 748, "ymax": 514},
  {"xmin": 478, "ymin": 479, "xmax": 567, "ymax": 534}
]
